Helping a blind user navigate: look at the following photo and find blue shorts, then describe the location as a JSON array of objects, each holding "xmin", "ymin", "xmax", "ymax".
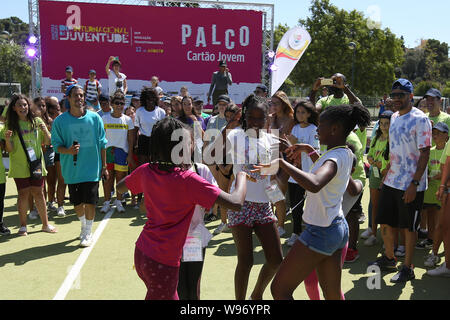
[{"xmin": 299, "ymin": 215, "xmax": 349, "ymax": 256}]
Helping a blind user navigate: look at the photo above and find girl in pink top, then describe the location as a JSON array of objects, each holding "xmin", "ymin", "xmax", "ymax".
[{"xmin": 117, "ymin": 117, "xmax": 247, "ymax": 300}]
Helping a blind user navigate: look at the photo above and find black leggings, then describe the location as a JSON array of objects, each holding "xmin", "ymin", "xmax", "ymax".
[
  {"xmin": 288, "ymin": 183, "xmax": 306, "ymax": 235},
  {"xmin": 177, "ymin": 248, "xmax": 206, "ymax": 300},
  {"xmin": 0, "ymin": 183, "xmax": 5, "ymax": 223}
]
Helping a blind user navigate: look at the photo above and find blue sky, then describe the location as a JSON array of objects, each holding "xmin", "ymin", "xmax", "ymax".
[{"xmin": 1, "ymin": 0, "xmax": 449, "ymax": 49}]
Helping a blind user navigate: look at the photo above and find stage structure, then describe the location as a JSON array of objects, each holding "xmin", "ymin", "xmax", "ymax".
[{"xmin": 28, "ymin": 0, "xmax": 274, "ymax": 103}]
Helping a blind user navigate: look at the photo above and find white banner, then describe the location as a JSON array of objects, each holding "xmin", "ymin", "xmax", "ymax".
[{"xmin": 270, "ymin": 26, "xmax": 311, "ymax": 96}]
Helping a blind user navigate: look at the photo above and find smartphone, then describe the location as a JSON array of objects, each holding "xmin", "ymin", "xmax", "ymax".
[
  {"xmin": 115, "ymin": 56, "xmax": 119, "ymax": 61},
  {"xmin": 321, "ymin": 78, "xmax": 333, "ymax": 86}
]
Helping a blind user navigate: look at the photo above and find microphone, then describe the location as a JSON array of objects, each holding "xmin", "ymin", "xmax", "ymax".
[{"xmin": 73, "ymin": 141, "xmax": 79, "ymax": 166}]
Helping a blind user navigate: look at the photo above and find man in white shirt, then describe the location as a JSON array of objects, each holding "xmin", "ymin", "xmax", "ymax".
[{"xmin": 370, "ymin": 79, "xmax": 432, "ymax": 283}]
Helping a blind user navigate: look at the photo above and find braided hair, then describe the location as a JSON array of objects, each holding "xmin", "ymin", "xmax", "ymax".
[
  {"xmin": 149, "ymin": 117, "xmax": 191, "ymax": 172},
  {"xmin": 240, "ymin": 94, "xmax": 269, "ymax": 130},
  {"xmin": 319, "ymin": 103, "xmax": 371, "ymax": 138}
]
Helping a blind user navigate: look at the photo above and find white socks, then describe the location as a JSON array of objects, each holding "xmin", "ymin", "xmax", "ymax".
[
  {"xmin": 78, "ymin": 215, "xmax": 86, "ymax": 230},
  {"xmin": 79, "ymin": 215, "xmax": 93, "ymax": 235},
  {"xmin": 85, "ymin": 219, "xmax": 93, "ymax": 235}
]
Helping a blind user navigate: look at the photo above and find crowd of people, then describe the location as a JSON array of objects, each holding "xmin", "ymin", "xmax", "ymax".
[{"xmin": 0, "ymin": 59, "xmax": 449, "ymax": 300}]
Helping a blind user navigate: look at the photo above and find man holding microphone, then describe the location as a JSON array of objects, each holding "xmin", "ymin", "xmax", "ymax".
[{"xmin": 51, "ymin": 84, "xmax": 108, "ymax": 247}]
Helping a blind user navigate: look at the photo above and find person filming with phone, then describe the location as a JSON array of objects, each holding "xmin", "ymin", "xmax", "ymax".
[
  {"xmin": 106, "ymin": 56, "xmax": 128, "ymax": 97},
  {"xmin": 51, "ymin": 84, "xmax": 108, "ymax": 248},
  {"xmin": 309, "ymin": 73, "xmax": 361, "ymax": 113}
]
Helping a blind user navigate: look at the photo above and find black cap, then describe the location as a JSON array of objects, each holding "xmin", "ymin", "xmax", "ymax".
[
  {"xmin": 65, "ymin": 65, "xmax": 73, "ymax": 72},
  {"xmin": 99, "ymin": 93, "xmax": 109, "ymax": 102},
  {"xmin": 255, "ymin": 84, "xmax": 268, "ymax": 93},
  {"xmin": 424, "ymin": 88, "xmax": 442, "ymax": 99},
  {"xmin": 217, "ymin": 94, "xmax": 230, "ymax": 104},
  {"xmin": 433, "ymin": 122, "xmax": 449, "ymax": 133},
  {"xmin": 193, "ymin": 97, "xmax": 204, "ymax": 104},
  {"xmin": 219, "ymin": 60, "xmax": 227, "ymax": 67}
]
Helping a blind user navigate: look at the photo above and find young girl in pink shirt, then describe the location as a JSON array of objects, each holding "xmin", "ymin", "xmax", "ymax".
[{"xmin": 117, "ymin": 117, "xmax": 247, "ymax": 300}]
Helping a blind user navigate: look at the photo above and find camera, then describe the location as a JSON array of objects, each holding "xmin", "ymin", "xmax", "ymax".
[
  {"xmin": 321, "ymin": 78, "xmax": 334, "ymax": 86},
  {"xmin": 116, "ymin": 80, "xmax": 123, "ymax": 88}
]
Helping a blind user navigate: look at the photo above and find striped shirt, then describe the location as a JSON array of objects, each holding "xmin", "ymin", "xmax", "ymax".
[{"xmin": 85, "ymin": 80, "xmax": 102, "ymax": 102}]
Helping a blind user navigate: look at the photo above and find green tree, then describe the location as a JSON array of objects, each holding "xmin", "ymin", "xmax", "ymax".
[
  {"xmin": 286, "ymin": 0, "xmax": 404, "ymax": 96},
  {"xmin": 0, "ymin": 42, "xmax": 31, "ymax": 95}
]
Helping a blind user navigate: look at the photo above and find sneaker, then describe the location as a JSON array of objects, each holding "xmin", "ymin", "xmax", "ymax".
[
  {"xmin": 100, "ymin": 201, "xmax": 111, "ymax": 213},
  {"xmin": 395, "ymin": 245, "xmax": 406, "ymax": 257},
  {"xmin": 358, "ymin": 213, "xmax": 366, "ymax": 224},
  {"xmin": 57, "ymin": 206, "xmax": 66, "ymax": 217},
  {"xmin": 364, "ymin": 234, "xmax": 377, "ymax": 246},
  {"xmin": 426, "ymin": 262, "xmax": 450, "ymax": 277},
  {"xmin": 368, "ymin": 255, "xmax": 397, "ymax": 271},
  {"xmin": 277, "ymin": 226, "xmax": 286, "ymax": 237},
  {"xmin": 29, "ymin": 209, "xmax": 39, "ymax": 220},
  {"xmin": 345, "ymin": 248, "xmax": 360, "ymax": 263},
  {"xmin": 213, "ymin": 222, "xmax": 229, "ymax": 235},
  {"xmin": 47, "ymin": 202, "xmax": 57, "ymax": 212},
  {"xmin": 390, "ymin": 265, "xmax": 415, "ymax": 283},
  {"xmin": 115, "ymin": 199, "xmax": 125, "ymax": 213},
  {"xmin": 424, "ymin": 253, "xmax": 440, "ymax": 268},
  {"xmin": 80, "ymin": 233, "xmax": 93, "ymax": 247},
  {"xmin": 418, "ymin": 229, "xmax": 428, "ymax": 240},
  {"xmin": 204, "ymin": 213, "xmax": 217, "ymax": 223},
  {"xmin": 0, "ymin": 223, "xmax": 11, "ymax": 236},
  {"xmin": 286, "ymin": 233, "xmax": 298, "ymax": 247},
  {"xmin": 416, "ymin": 238, "xmax": 433, "ymax": 250},
  {"xmin": 360, "ymin": 228, "xmax": 372, "ymax": 239}
]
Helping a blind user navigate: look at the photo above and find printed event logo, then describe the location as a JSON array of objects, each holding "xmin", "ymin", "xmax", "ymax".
[{"xmin": 270, "ymin": 26, "xmax": 311, "ymax": 96}]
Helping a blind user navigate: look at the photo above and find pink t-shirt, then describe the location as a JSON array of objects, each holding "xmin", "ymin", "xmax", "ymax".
[{"xmin": 125, "ymin": 163, "xmax": 221, "ymax": 267}]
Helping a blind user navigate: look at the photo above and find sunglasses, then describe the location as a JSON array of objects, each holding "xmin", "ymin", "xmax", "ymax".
[
  {"xmin": 113, "ymin": 102, "xmax": 125, "ymax": 106},
  {"xmin": 390, "ymin": 92, "xmax": 409, "ymax": 99}
]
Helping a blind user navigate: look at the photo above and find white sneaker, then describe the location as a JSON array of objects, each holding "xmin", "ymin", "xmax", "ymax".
[
  {"xmin": 360, "ymin": 228, "xmax": 372, "ymax": 239},
  {"xmin": 29, "ymin": 209, "xmax": 39, "ymax": 220},
  {"xmin": 286, "ymin": 233, "xmax": 298, "ymax": 247},
  {"xmin": 426, "ymin": 262, "xmax": 450, "ymax": 277},
  {"xmin": 364, "ymin": 234, "xmax": 377, "ymax": 246},
  {"xmin": 395, "ymin": 245, "xmax": 406, "ymax": 257},
  {"xmin": 213, "ymin": 222, "xmax": 229, "ymax": 235},
  {"xmin": 100, "ymin": 201, "xmax": 111, "ymax": 213},
  {"xmin": 115, "ymin": 200, "xmax": 125, "ymax": 213},
  {"xmin": 47, "ymin": 202, "xmax": 57, "ymax": 212},
  {"xmin": 57, "ymin": 206, "xmax": 66, "ymax": 217},
  {"xmin": 424, "ymin": 253, "xmax": 440, "ymax": 268},
  {"xmin": 80, "ymin": 233, "xmax": 93, "ymax": 247},
  {"xmin": 278, "ymin": 226, "xmax": 286, "ymax": 237}
]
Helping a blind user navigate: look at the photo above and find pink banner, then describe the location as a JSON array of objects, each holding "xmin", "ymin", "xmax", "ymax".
[{"xmin": 39, "ymin": 1, "xmax": 263, "ymax": 101}]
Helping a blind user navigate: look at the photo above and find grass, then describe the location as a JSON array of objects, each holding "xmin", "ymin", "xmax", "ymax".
[{"xmin": 0, "ymin": 179, "xmax": 448, "ymax": 300}]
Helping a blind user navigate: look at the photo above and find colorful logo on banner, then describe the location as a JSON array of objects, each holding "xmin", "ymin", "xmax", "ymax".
[
  {"xmin": 270, "ymin": 26, "xmax": 311, "ymax": 96},
  {"xmin": 38, "ymin": 1, "xmax": 263, "ymax": 103}
]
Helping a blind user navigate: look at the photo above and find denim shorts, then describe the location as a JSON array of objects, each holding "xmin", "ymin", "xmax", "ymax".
[{"xmin": 298, "ymin": 215, "xmax": 349, "ymax": 256}]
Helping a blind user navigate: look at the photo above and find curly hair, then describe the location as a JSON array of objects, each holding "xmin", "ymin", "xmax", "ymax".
[
  {"xmin": 320, "ymin": 103, "xmax": 371, "ymax": 138},
  {"xmin": 140, "ymin": 86, "xmax": 159, "ymax": 109}
]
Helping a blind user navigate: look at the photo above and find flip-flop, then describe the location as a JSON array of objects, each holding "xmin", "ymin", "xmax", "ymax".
[
  {"xmin": 18, "ymin": 226, "xmax": 28, "ymax": 236},
  {"xmin": 41, "ymin": 224, "xmax": 58, "ymax": 233}
]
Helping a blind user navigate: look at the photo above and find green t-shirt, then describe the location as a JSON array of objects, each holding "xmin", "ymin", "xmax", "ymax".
[
  {"xmin": 442, "ymin": 139, "xmax": 450, "ymax": 164},
  {"xmin": 424, "ymin": 146, "xmax": 445, "ymax": 206},
  {"xmin": 355, "ymin": 128, "xmax": 367, "ymax": 154},
  {"xmin": 316, "ymin": 94, "xmax": 349, "ymax": 111},
  {"xmin": 0, "ymin": 124, "xmax": 6, "ymax": 184},
  {"xmin": 368, "ymin": 137, "xmax": 388, "ymax": 164},
  {"xmin": 347, "ymin": 131, "xmax": 366, "ymax": 185},
  {"xmin": 427, "ymin": 112, "xmax": 450, "ymax": 147},
  {"xmin": 0, "ymin": 117, "xmax": 47, "ymax": 178},
  {"xmin": 427, "ymin": 112, "xmax": 450, "ymax": 128}
]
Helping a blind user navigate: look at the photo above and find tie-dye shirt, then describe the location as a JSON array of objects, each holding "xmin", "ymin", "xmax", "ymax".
[{"xmin": 384, "ymin": 107, "xmax": 432, "ymax": 192}]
